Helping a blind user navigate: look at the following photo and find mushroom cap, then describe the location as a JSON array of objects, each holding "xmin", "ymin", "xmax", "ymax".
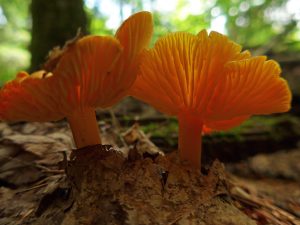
[
  {"xmin": 106, "ymin": 11, "xmax": 153, "ymax": 106},
  {"xmin": 53, "ymin": 11, "xmax": 153, "ymax": 109},
  {"xmin": 52, "ymin": 35, "xmax": 123, "ymax": 113},
  {"xmin": 0, "ymin": 71, "xmax": 62, "ymax": 122},
  {"xmin": 130, "ymin": 30, "xmax": 291, "ymax": 131},
  {"xmin": 0, "ymin": 11, "xmax": 153, "ymax": 122},
  {"xmin": 0, "ymin": 36, "xmax": 123, "ymax": 122}
]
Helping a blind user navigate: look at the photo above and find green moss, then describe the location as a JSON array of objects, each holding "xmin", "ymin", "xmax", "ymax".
[
  {"xmin": 141, "ymin": 117, "xmax": 178, "ymax": 137},
  {"xmin": 140, "ymin": 114, "xmax": 300, "ymax": 145}
]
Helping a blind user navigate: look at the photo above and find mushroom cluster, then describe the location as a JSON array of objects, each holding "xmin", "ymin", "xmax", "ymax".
[
  {"xmin": 0, "ymin": 11, "xmax": 153, "ymax": 149},
  {"xmin": 130, "ymin": 30, "xmax": 291, "ymax": 168},
  {"xmin": 0, "ymin": 12, "xmax": 292, "ymax": 170}
]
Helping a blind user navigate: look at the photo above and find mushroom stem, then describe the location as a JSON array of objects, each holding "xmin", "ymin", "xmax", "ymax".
[
  {"xmin": 178, "ymin": 114, "xmax": 203, "ymax": 169},
  {"xmin": 67, "ymin": 107, "xmax": 101, "ymax": 148}
]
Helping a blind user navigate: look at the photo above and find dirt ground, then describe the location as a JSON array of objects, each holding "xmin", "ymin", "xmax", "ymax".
[{"xmin": 0, "ymin": 118, "xmax": 300, "ymax": 225}]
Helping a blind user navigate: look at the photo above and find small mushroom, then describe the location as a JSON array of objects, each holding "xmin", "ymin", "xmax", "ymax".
[
  {"xmin": 0, "ymin": 11, "xmax": 153, "ymax": 149},
  {"xmin": 130, "ymin": 30, "xmax": 291, "ymax": 169}
]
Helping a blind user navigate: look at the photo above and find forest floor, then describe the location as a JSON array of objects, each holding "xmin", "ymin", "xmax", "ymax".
[{"xmin": 0, "ymin": 110, "xmax": 300, "ymax": 224}]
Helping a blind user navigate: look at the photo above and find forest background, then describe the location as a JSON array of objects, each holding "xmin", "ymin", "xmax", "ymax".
[{"xmin": 0, "ymin": 0, "xmax": 299, "ymax": 86}]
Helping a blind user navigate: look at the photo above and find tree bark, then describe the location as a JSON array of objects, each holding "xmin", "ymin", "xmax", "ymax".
[{"xmin": 30, "ymin": 0, "xmax": 88, "ymax": 71}]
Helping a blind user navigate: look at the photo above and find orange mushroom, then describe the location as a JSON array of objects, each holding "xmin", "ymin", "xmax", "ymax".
[
  {"xmin": 130, "ymin": 30, "xmax": 291, "ymax": 169},
  {"xmin": 0, "ymin": 11, "xmax": 153, "ymax": 149}
]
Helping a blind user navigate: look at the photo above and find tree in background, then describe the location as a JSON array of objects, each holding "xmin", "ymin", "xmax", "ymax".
[{"xmin": 30, "ymin": 0, "xmax": 88, "ymax": 71}]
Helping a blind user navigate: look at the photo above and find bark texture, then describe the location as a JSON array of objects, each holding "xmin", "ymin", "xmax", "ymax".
[{"xmin": 30, "ymin": 0, "xmax": 87, "ymax": 71}]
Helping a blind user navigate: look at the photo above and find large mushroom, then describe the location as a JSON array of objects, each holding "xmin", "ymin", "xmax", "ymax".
[
  {"xmin": 0, "ymin": 11, "xmax": 153, "ymax": 149},
  {"xmin": 130, "ymin": 30, "xmax": 291, "ymax": 168}
]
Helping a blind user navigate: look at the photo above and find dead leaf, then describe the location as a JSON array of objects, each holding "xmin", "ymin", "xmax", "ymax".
[{"xmin": 122, "ymin": 123, "xmax": 164, "ymax": 156}]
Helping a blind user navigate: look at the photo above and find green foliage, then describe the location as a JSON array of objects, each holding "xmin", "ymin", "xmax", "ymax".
[
  {"xmin": 214, "ymin": 0, "xmax": 298, "ymax": 49},
  {"xmin": 85, "ymin": 6, "xmax": 113, "ymax": 35},
  {"xmin": 90, "ymin": 17, "xmax": 114, "ymax": 35},
  {"xmin": 0, "ymin": 0, "xmax": 30, "ymax": 29},
  {"xmin": 0, "ymin": 0, "xmax": 31, "ymax": 84},
  {"xmin": 151, "ymin": 11, "xmax": 171, "ymax": 45},
  {"xmin": 0, "ymin": 44, "xmax": 29, "ymax": 85},
  {"xmin": 170, "ymin": 14, "xmax": 209, "ymax": 34}
]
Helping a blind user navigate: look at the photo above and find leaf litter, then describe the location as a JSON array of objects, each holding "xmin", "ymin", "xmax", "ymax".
[{"xmin": 0, "ymin": 120, "xmax": 299, "ymax": 224}]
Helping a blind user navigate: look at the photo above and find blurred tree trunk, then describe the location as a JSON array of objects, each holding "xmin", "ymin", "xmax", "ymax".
[{"xmin": 30, "ymin": 0, "xmax": 88, "ymax": 71}]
